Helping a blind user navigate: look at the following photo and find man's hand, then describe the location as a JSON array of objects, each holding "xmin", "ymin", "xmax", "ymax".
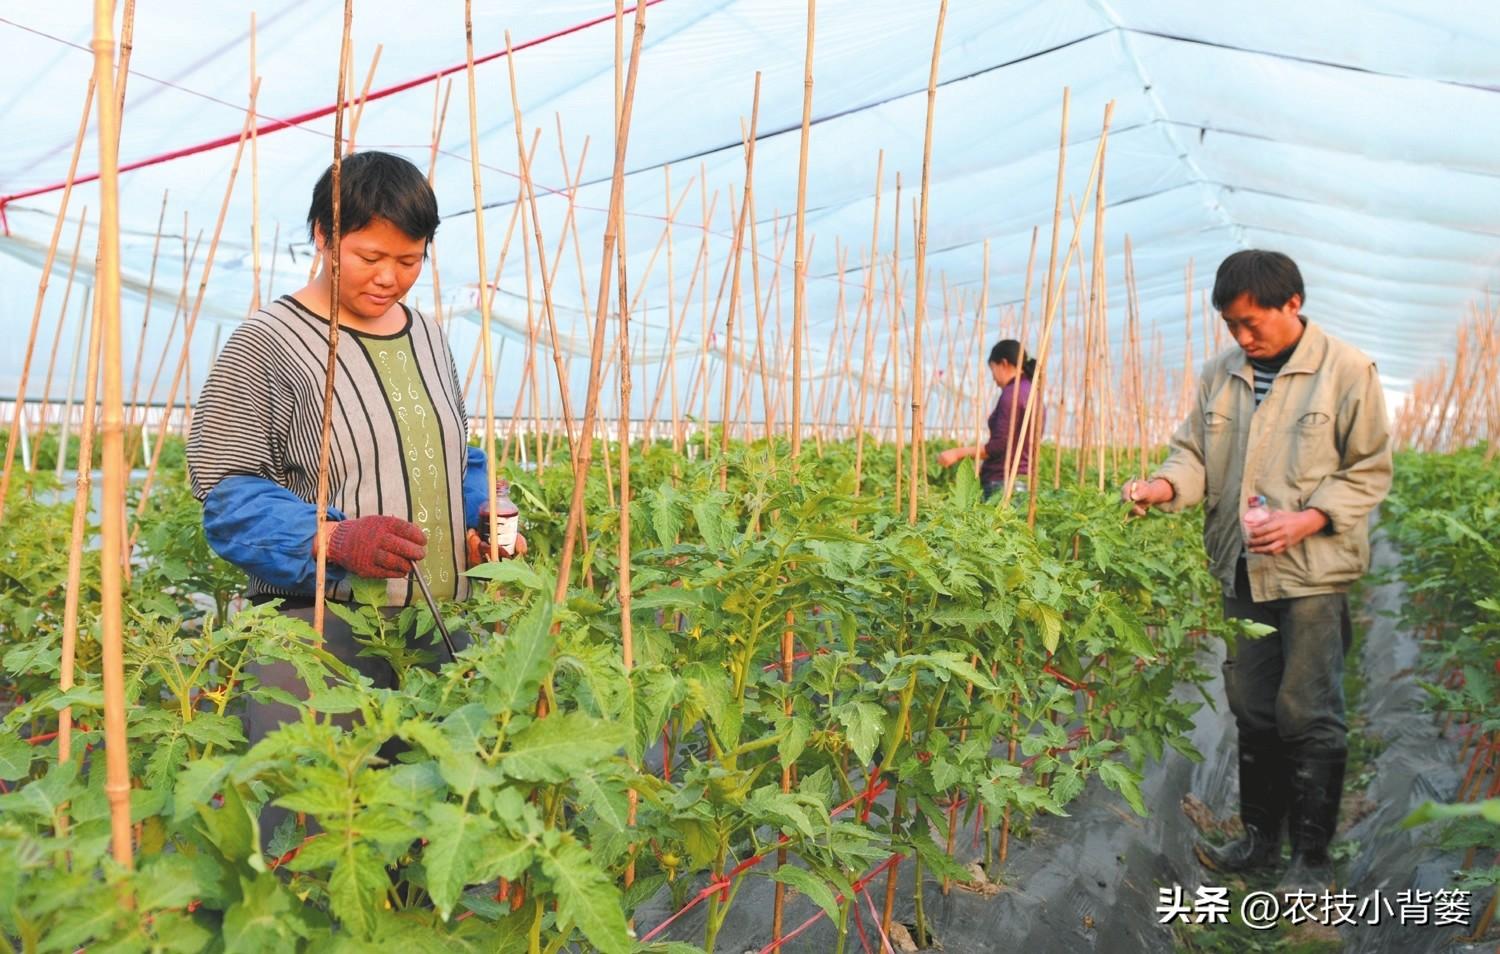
[
  {"xmin": 1120, "ymin": 477, "xmax": 1174, "ymax": 517},
  {"xmin": 466, "ymin": 528, "xmax": 528, "ymax": 567},
  {"xmin": 1247, "ymin": 509, "xmax": 1328, "ymax": 555}
]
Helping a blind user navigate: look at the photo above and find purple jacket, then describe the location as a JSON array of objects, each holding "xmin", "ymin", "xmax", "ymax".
[{"xmin": 980, "ymin": 376, "xmax": 1040, "ymax": 484}]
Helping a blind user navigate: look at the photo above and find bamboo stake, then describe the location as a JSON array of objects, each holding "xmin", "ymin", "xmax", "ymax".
[
  {"xmin": 890, "ymin": 174, "xmax": 903, "ymax": 506},
  {"xmin": 127, "ymin": 88, "xmax": 260, "ymax": 557},
  {"xmin": 789, "ymin": 0, "xmax": 816, "ymax": 463},
  {"xmin": 644, "ymin": 190, "xmax": 718, "ymax": 430},
  {"xmin": 0, "ymin": 75, "xmax": 95, "ymax": 512},
  {"xmin": 553, "ymin": 0, "xmax": 648, "ymax": 603},
  {"xmin": 56, "ymin": 283, "xmax": 105, "ymax": 827},
  {"xmin": 718, "ymin": 76, "xmax": 761, "ymax": 489},
  {"xmin": 425, "ymin": 78, "xmax": 453, "ymax": 327},
  {"xmin": 741, "ymin": 123, "xmax": 774, "ymax": 445},
  {"xmin": 55, "ymin": 291, "xmax": 89, "ymax": 481},
  {"xmin": 129, "ymin": 223, "xmax": 198, "ymax": 467},
  {"xmin": 505, "ymin": 35, "xmax": 581, "ymax": 462},
  {"xmin": 30, "ymin": 210, "xmax": 90, "ymax": 470},
  {"xmin": 310, "ymin": 6, "xmax": 353, "ymax": 634},
  {"xmin": 1005, "ymin": 101, "xmax": 1114, "ymax": 507},
  {"xmin": 125, "ymin": 192, "xmax": 168, "ymax": 450},
  {"xmin": 972, "ymin": 241, "xmax": 990, "ymax": 475},
  {"xmin": 778, "ymin": 14, "xmax": 819, "ymax": 928},
  {"xmin": 91, "ymin": 0, "xmax": 133, "ymax": 874},
  {"xmin": 852, "ymin": 151, "xmax": 884, "ymax": 495},
  {"xmin": 461, "ymin": 131, "xmax": 539, "ymax": 407},
  {"xmin": 344, "ymin": 44, "xmax": 383, "ymax": 156}
]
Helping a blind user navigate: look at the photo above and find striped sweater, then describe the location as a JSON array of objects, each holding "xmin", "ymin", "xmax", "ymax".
[{"xmin": 187, "ymin": 296, "xmax": 475, "ymax": 606}]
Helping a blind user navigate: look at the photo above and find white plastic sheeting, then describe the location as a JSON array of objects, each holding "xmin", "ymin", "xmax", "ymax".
[{"xmin": 2, "ymin": 0, "xmax": 1497, "ymax": 417}]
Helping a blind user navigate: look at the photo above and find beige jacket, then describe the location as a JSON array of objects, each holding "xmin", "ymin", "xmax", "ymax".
[{"xmin": 1152, "ymin": 321, "xmax": 1392, "ymax": 601}]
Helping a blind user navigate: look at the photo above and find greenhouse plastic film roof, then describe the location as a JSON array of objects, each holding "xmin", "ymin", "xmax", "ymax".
[{"xmin": 3, "ymin": 0, "xmax": 1498, "ymax": 413}]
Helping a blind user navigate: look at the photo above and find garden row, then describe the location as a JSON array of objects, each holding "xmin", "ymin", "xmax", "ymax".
[
  {"xmin": 1384, "ymin": 445, "xmax": 1500, "ymax": 933},
  {"xmin": 0, "ymin": 436, "xmax": 1241, "ymax": 952}
]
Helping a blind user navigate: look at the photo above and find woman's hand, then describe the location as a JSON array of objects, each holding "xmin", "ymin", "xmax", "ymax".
[
  {"xmin": 466, "ymin": 529, "xmax": 528, "ymax": 567},
  {"xmin": 937, "ymin": 448, "xmax": 966, "ymax": 468}
]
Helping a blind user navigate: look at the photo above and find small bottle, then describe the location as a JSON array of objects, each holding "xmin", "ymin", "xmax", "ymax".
[
  {"xmin": 1241, "ymin": 494, "xmax": 1270, "ymax": 544},
  {"xmin": 492, "ymin": 480, "xmax": 520, "ymax": 553}
]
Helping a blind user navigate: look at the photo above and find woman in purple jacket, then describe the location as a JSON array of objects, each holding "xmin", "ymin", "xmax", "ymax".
[{"xmin": 936, "ymin": 339, "xmax": 1040, "ymax": 500}]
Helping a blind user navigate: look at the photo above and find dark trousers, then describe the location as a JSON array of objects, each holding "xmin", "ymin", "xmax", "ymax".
[
  {"xmin": 244, "ymin": 603, "xmax": 468, "ymax": 851},
  {"xmin": 1221, "ymin": 559, "xmax": 1351, "ymax": 753}
]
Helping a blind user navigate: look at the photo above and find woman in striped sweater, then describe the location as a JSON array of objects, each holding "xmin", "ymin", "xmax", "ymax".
[{"xmin": 187, "ymin": 152, "xmax": 521, "ymax": 762}]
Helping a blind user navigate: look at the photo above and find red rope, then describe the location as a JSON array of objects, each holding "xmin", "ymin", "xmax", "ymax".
[
  {"xmin": 756, "ymin": 853, "xmax": 903, "ymax": 954},
  {"xmin": 0, "ymin": 1, "xmax": 667, "ymax": 224},
  {"xmin": 638, "ymin": 775, "xmax": 891, "ymax": 943}
]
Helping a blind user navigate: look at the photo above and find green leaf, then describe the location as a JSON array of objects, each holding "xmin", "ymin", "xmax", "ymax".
[
  {"xmin": 479, "ymin": 598, "xmax": 553, "ymax": 715},
  {"xmin": 0, "ymin": 733, "xmax": 35, "ymax": 781},
  {"xmin": 541, "ymin": 836, "xmax": 632, "ymax": 954},
  {"xmin": 648, "ymin": 480, "xmax": 686, "ymax": 547},
  {"xmin": 502, "ymin": 712, "xmax": 626, "ymax": 783},
  {"xmin": 223, "ymin": 872, "xmax": 306, "ymax": 953},
  {"xmin": 135, "ymin": 853, "xmax": 200, "ymax": 911},
  {"xmin": 953, "ymin": 460, "xmax": 982, "ymax": 510},
  {"xmin": 423, "ymin": 803, "xmax": 497, "ymax": 920},
  {"xmin": 835, "ymin": 701, "xmax": 885, "ymax": 766},
  {"xmin": 770, "ymin": 865, "xmax": 841, "ymax": 923},
  {"xmin": 174, "ymin": 756, "xmax": 231, "ymax": 821},
  {"xmin": 574, "ymin": 772, "xmax": 630, "ymax": 834},
  {"xmin": 692, "ymin": 494, "xmax": 735, "ymax": 552},
  {"xmin": 181, "ymin": 712, "xmax": 247, "ymax": 749},
  {"xmin": 328, "ymin": 841, "xmax": 389, "ymax": 939},
  {"xmin": 466, "ymin": 559, "xmax": 545, "ymax": 592},
  {"xmin": 1097, "ymin": 759, "xmax": 1147, "ymax": 817},
  {"xmin": 196, "ymin": 783, "xmax": 263, "ymax": 869}
]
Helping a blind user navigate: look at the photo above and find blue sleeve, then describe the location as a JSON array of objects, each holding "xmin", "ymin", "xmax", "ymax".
[
  {"xmin": 462, "ymin": 445, "xmax": 490, "ymax": 529},
  {"xmin": 202, "ymin": 475, "xmax": 347, "ymax": 592}
]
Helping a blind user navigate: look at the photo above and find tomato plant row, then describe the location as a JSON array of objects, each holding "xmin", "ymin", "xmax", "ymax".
[{"xmin": 1, "ymin": 436, "xmax": 1241, "ymax": 952}]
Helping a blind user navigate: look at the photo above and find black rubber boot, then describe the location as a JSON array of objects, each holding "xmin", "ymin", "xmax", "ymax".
[
  {"xmin": 1275, "ymin": 748, "xmax": 1347, "ymax": 896},
  {"xmin": 1195, "ymin": 739, "xmax": 1288, "ymax": 873}
]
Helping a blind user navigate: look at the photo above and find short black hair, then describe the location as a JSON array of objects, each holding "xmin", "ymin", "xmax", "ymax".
[
  {"xmin": 1211, "ymin": 250, "xmax": 1304, "ymax": 311},
  {"xmin": 306, "ymin": 151, "xmax": 439, "ymax": 248}
]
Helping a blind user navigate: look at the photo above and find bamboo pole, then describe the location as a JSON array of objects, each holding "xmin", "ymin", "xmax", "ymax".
[
  {"xmin": 852, "ymin": 151, "xmax": 884, "ymax": 495},
  {"xmin": 425, "ymin": 78, "xmax": 453, "ymax": 326},
  {"xmin": 1004, "ymin": 101, "xmax": 1114, "ymax": 508},
  {"xmin": 1004, "ymin": 87, "xmax": 1068, "ymax": 505},
  {"xmin": 972, "ymin": 241, "xmax": 990, "ymax": 475},
  {"xmin": 553, "ymin": 0, "xmax": 648, "ymax": 603},
  {"xmin": 127, "ymin": 87, "xmax": 260, "ymax": 558},
  {"xmin": 30, "ymin": 210, "xmax": 92, "ymax": 470},
  {"xmin": 741, "ymin": 124, "xmax": 774, "ymax": 445},
  {"xmin": 55, "ymin": 292, "xmax": 89, "ymax": 481},
  {"xmin": 645, "ymin": 189, "xmax": 718, "ymax": 430},
  {"xmin": 310, "ymin": 5, "xmax": 353, "ymax": 635},
  {"xmin": 125, "ymin": 192, "xmax": 168, "ymax": 451},
  {"xmin": 56, "ymin": 287, "xmax": 106, "ymax": 829},
  {"xmin": 890, "ymin": 174, "xmax": 903, "ymax": 505},
  {"xmin": 90, "ymin": 0, "xmax": 133, "ymax": 874},
  {"xmin": 718, "ymin": 76, "xmax": 761, "ymax": 489},
  {"xmin": 505, "ymin": 35, "xmax": 580, "ymax": 461},
  {"xmin": 0, "ymin": 78, "xmax": 95, "ymax": 512},
  {"xmin": 344, "ymin": 44, "xmax": 383, "ymax": 156},
  {"xmin": 461, "ymin": 131, "xmax": 539, "ymax": 408},
  {"xmin": 128, "ymin": 223, "xmax": 198, "ymax": 467}
]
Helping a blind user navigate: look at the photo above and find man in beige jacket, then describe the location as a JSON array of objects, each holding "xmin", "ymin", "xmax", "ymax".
[{"xmin": 1123, "ymin": 250, "xmax": 1392, "ymax": 894}]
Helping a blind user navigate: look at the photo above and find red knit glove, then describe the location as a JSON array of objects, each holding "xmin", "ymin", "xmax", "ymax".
[{"xmin": 327, "ymin": 515, "xmax": 427, "ymax": 578}]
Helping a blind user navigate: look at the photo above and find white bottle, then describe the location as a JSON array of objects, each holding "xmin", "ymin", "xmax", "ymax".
[{"xmin": 1241, "ymin": 494, "xmax": 1270, "ymax": 545}]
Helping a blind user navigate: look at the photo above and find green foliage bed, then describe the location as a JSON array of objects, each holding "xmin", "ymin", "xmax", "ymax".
[{"xmin": 0, "ymin": 436, "xmax": 1240, "ymax": 953}]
